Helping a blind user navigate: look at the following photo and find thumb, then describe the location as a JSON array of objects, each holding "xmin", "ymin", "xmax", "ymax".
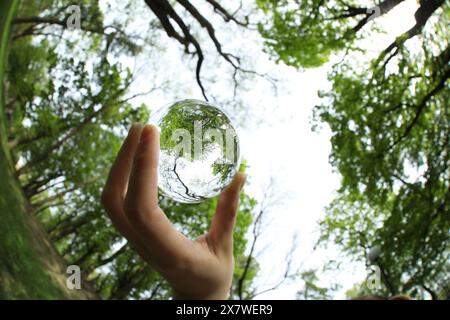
[{"xmin": 209, "ymin": 172, "xmax": 247, "ymax": 254}]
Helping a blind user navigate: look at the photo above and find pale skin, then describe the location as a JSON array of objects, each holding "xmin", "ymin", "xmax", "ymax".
[{"xmin": 101, "ymin": 123, "xmax": 247, "ymax": 299}]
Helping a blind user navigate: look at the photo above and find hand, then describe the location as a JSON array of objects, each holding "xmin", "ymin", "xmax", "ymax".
[{"xmin": 101, "ymin": 123, "xmax": 246, "ymax": 299}]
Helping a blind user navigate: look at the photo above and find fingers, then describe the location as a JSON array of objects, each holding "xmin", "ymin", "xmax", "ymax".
[
  {"xmin": 102, "ymin": 123, "xmax": 152, "ymax": 260},
  {"xmin": 209, "ymin": 172, "xmax": 247, "ymax": 255},
  {"xmin": 102, "ymin": 123, "xmax": 143, "ymax": 230},
  {"xmin": 124, "ymin": 124, "xmax": 190, "ymax": 270},
  {"xmin": 125, "ymin": 124, "xmax": 160, "ymax": 213}
]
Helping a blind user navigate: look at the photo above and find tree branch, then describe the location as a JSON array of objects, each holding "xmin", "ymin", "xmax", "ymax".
[
  {"xmin": 378, "ymin": 0, "xmax": 445, "ymax": 63},
  {"xmin": 389, "ymin": 67, "xmax": 450, "ymax": 150},
  {"xmin": 204, "ymin": 0, "xmax": 249, "ymax": 26}
]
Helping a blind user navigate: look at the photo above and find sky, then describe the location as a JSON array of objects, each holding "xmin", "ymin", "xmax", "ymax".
[
  {"xmin": 101, "ymin": 0, "xmax": 420, "ymax": 299},
  {"xmin": 241, "ymin": 1, "xmax": 419, "ymax": 299}
]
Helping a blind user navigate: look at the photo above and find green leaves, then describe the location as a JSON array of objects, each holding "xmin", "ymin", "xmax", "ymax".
[
  {"xmin": 256, "ymin": 0, "xmax": 355, "ymax": 68},
  {"xmin": 5, "ymin": 0, "xmax": 261, "ymax": 299},
  {"xmin": 261, "ymin": 0, "xmax": 450, "ymax": 298},
  {"xmin": 297, "ymin": 269, "xmax": 340, "ymax": 300}
]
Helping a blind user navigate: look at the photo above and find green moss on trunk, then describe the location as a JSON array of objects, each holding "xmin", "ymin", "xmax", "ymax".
[{"xmin": 0, "ymin": 0, "xmax": 96, "ymax": 299}]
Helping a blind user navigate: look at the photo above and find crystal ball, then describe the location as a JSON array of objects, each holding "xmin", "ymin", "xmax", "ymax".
[{"xmin": 150, "ymin": 99, "xmax": 241, "ymax": 203}]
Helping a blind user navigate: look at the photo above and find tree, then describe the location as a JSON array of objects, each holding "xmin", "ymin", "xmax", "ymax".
[
  {"xmin": 296, "ymin": 269, "xmax": 340, "ymax": 300},
  {"xmin": 0, "ymin": 0, "xmax": 98, "ymax": 299},
  {"xmin": 1, "ymin": 0, "xmax": 262, "ymax": 299},
  {"xmin": 257, "ymin": 0, "xmax": 449, "ymax": 298},
  {"xmin": 144, "ymin": 0, "xmax": 256, "ymax": 99}
]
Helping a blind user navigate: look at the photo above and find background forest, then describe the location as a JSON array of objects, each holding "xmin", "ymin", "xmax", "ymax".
[{"xmin": 0, "ymin": 0, "xmax": 448, "ymax": 300}]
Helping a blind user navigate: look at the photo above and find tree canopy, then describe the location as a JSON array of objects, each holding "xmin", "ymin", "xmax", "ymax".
[
  {"xmin": 2, "ymin": 0, "xmax": 261, "ymax": 299},
  {"xmin": 257, "ymin": 0, "xmax": 449, "ymax": 298},
  {"xmin": 0, "ymin": 0, "xmax": 448, "ymax": 300}
]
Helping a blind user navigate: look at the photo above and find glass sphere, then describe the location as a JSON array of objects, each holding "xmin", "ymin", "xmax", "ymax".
[{"xmin": 150, "ymin": 99, "xmax": 241, "ymax": 204}]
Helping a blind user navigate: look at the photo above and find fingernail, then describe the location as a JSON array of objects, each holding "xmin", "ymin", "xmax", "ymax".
[
  {"xmin": 128, "ymin": 123, "xmax": 142, "ymax": 137},
  {"xmin": 140, "ymin": 124, "xmax": 153, "ymax": 142}
]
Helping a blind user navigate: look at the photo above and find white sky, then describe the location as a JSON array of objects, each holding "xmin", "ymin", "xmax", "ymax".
[
  {"xmin": 243, "ymin": 1, "xmax": 419, "ymax": 299},
  {"xmin": 101, "ymin": 0, "xmax": 420, "ymax": 299}
]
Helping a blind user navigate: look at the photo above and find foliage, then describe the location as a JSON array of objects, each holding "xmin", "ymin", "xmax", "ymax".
[
  {"xmin": 258, "ymin": 0, "xmax": 450, "ymax": 298},
  {"xmin": 296, "ymin": 269, "xmax": 340, "ymax": 300},
  {"xmin": 256, "ymin": 0, "xmax": 361, "ymax": 68},
  {"xmin": 3, "ymin": 0, "xmax": 259, "ymax": 299}
]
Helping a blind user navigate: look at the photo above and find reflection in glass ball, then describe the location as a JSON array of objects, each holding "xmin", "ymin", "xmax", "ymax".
[{"xmin": 150, "ymin": 99, "xmax": 241, "ymax": 204}]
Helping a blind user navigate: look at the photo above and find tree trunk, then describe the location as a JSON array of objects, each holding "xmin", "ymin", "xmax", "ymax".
[{"xmin": 0, "ymin": 0, "xmax": 97, "ymax": 299}]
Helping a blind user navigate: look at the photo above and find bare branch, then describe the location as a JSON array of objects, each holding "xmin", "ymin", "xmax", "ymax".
[
  {"xmin": 249, "ymin": 234, "xmax": 299, "ymax": 299},
  {"xmin": 377, "ymin": 0, "xmax": 445, "ymax": 63},
  {"xmin": 235, "ymin": 177, "xmax": 291, "ymax": 299},
  {"xmin": 144, "ymin": 0, "xmax": 208, "ymax": 99},
  {"xmin": 204, "ymin": 0, "xmax": 249, "ymax": 26},
  {"xmin": 144, "ymin": 0, "xmax": 276, "ymax": 100}
]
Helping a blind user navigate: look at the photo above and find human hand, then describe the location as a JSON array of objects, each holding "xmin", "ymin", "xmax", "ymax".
[{"xmin": 102, "ymin": 123, "xmax": 246, "ymax": 299}]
